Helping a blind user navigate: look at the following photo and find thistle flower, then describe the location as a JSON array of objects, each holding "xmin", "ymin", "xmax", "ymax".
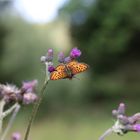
[
  {"xmin": 21, "ymin": 80, "xmax": 38, "ymax": 93},
  {"xmin": 0, "ymin": 80, "xmax": 38, "ymax": 105},
  {"xmin": 12, "ymin": 132, "xmax": 21, "ymax": 140},
  {"xmin": 70, "ymin": 47, "xmax": 81, "ymax": 59},
  {"xmin": 0, "ymin": 84, "xmax": 20, "ymax": 103},
  {"xmin": 99, "ymin": 103, "xmax": 140, "ymax": 140},
  {"xmin": 21, "ymin": 80, "xmax": 38, "ymax": 104},
  {"xmin": 58, "ymin": 47, "xmax": 81, "ymax": 63},
  {"xmin": 133, "ymin": 124, "xmax": 140, "ymax": 132}
]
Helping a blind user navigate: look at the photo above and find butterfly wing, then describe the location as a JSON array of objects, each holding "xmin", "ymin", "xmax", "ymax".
[
  {"xmin": 50, "ymin": 61, "xmax": 88, "ymax": 80},
  {"xmin": 67, "ymin": 61, "xmax": 89, "ymax": 75},
  {"xmin": 50, "ymin": 65, "xmax": 68, "ymax": 80},
  {"xmin": 55, "ymin": 64, "xmax": 65, "ymax": 72}
]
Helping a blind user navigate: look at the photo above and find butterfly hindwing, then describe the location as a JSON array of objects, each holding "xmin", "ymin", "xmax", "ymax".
[
  {"xmin": 50, "ymin": 71, "xmax": 67, "ymax": 80},
  {"xmin": 50, "ymin": 64, "xmax": 68, "ymax": 80}
]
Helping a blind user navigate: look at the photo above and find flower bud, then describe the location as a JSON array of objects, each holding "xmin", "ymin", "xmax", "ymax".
[
  {"xmin": 64, "ymin": 56, "xmax": 72, "ymax": 63},
  {"xmin": 48, "ymin": 65, "xmax": 55, "ymax": 73},
  {"xmin": 46, "ymin": 49, "xmax": 53, "ymax": 61},
  {"xmin": 41, "ymin": 49, "xmax": 53, "ymax": 63},
  {"xmin": 118, "ymin": 103, "xmax": 125, "ymax": 115},
  {"xmin": 58, "ymin": 52, "xmax": 65, "ymax": 63},
  {"xmin": 112, "ymin": 109, "xmax": 118, "ymax": 117}
]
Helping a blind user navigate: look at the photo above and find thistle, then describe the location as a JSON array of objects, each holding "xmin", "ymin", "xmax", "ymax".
[
  {"xmin": 99, "ymin": 103, "xmax": 140, "ymax": 140},
  {"xmin": 0, "ymin": 80, "xmax": 37, "ymax": 140}
]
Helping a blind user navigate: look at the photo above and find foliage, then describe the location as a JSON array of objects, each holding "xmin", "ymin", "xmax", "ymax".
[{"xmin": 59, "ymin": 0, "xmax": 140, "ymax": 98}]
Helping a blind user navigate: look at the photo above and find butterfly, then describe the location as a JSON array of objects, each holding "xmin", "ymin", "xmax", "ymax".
[{"xmin": 50, "ymin": 60, "xmax": 89, "ymax": 80}]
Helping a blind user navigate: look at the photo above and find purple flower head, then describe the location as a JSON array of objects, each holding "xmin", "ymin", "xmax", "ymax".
[
  {"xmin": 21, "ymin": 80, "xmax": 38, "ymax": 93},
  {"xmin": 12, "ymin": 132, "xmax": 21, "ymax": 140},
  {"xmin": 70, "ymin": 47, "xmax": 81, "ymax": 59},
  {"xmin": 133, "ymin": 124, "xmax": 140, "ymax": 132},
  {"xmin": 0, "ymin": 84, "xmax": 20, "ymax": 103},
  {"xmin": 23, "ymin": 93, "xmax": 38, "ymax": 105},
  {"xmin": 64, "ymin": 56, "xmax": 72, "ymax": 63},
  {"xmin": 58, "ymin": 52, "xmax": 65, "ymax": 63},
  {"xmin": 48, "ymin": 65, "xmax": 55, "ymax": 73}
]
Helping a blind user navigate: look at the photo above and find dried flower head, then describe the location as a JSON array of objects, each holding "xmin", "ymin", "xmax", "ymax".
[{"xmin": 0, "ymin": 84, "xmax": 20, "ymax": 103}]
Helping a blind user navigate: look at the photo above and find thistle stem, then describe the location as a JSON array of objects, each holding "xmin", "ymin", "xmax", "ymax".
[
  {"xmin": 99, "ymin": 128, "xmax": 113, "ymax": 140},
  {"xmin": 2, "ymin": 103, "xmax": 19, "ymax": 118},
  {"xmin": 0, "ymin": 104, "xmax": 20, "ymax": 140},
  {"xmin": 24, "ymin": 63, "xmax": 49, "ymax": 140},
  {"xmin": 0, "ymin": 100, "xmax": 6, "ymax": 135}
]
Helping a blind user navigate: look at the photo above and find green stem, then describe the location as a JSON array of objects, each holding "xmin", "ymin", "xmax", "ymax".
[{"xmin": 24, "ymin": 74, "xmax": 49, "ymax": 140}]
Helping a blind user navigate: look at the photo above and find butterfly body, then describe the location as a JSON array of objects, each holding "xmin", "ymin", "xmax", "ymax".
[{"xmin": 50, "ymin": 61, "xmax": 88, "ymax": 80}]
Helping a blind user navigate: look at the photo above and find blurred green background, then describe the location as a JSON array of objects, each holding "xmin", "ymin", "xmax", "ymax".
[{"xmin": 0, "ymin": 0, "xmax": 140, "ymax": 139}]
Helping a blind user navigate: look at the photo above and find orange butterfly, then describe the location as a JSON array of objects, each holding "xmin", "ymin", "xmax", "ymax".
[{"xmin": 50, "ymin": 61, "xmax": 89, "ymax": 80}]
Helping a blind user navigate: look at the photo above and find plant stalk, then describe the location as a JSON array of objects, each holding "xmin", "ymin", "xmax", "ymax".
[
  {"xmin": 99, "ymin": 128, "xmax": 113, "ymax": 140},
  {"xmin": 0, "ymin": 104, "xmax": 20, "ymax": 140},
  {"xmin": 24, "ymin": 63, "xmax": 49, "ymax": 140},
  {"xmin": 0, "ymin": 100, "xmax": 5, "ymax": 135}
]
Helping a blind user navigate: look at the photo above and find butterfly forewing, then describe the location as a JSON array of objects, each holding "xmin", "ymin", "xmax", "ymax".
[
  {"xmin": 67, "ymin": 61, "xmax": 88, "ymax": 75},
  {"xmin": 55, "ymin": 64, "xmax": 65, "ymax": 71}
]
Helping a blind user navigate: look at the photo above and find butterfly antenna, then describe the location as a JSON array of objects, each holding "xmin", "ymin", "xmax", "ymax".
[{"xmin": 73, "ymin": 76, "xmax": 80, "ymax": 80}]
